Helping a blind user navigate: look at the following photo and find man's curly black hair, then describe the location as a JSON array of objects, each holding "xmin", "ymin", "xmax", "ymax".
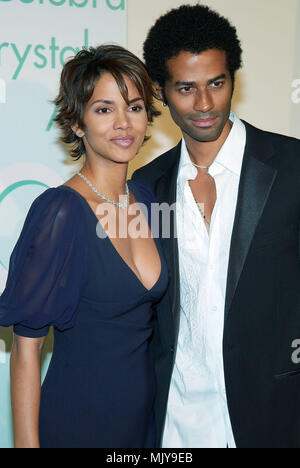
[{"xmin": 143, "ymin": 4, "xmax": 242, "ymax": 92}]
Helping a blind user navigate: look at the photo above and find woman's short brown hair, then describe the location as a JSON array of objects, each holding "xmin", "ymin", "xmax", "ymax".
[{"xmin": 54, "ymin": 45, "xmax": 161, "ymax": 160}]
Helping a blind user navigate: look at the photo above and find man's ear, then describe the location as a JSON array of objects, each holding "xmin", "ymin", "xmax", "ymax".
[
  {"xmin": 155, "ymin": 83, "xmax": 168, "ymax": 107},
  {"xmin": 71, "ymin": 124, "xmax": 85, "ymax": 138}
]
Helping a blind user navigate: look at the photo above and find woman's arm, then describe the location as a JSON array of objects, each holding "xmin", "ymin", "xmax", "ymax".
[{"xmin": 10, "ymin": 334, "xmax": 46, "ymax": 448}]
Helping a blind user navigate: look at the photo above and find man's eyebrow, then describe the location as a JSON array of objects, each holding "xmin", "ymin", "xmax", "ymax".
[
  {"xmin": 208, "ymin": 74, "xmax": 227, "ymax": 84},
  {"xmin": 174, "ymin": 81, "xmax": 196, "ymax": 87},
  {"xmin": 174, "ymin": 74, "xmax": 227, "ymax": 87}
]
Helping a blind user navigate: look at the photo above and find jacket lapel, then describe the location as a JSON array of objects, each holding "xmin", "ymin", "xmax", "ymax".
[
  {"xmin": 155, "ymin": 146, "xmax": 181, "ymax": 336},
  {"xmin": 224, "ymin": 124, "xmax": 278, "ymax": 321}
]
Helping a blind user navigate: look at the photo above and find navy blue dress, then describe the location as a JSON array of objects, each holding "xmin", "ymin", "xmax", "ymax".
[{"xmin": 0, "ymin": 180, "xmax": 168, "ymax": 448}]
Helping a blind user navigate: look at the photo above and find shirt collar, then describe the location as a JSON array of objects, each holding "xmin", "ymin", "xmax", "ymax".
[{"xmin": 178, "ymin": 112, "xmax": 246, "ymax": 186}]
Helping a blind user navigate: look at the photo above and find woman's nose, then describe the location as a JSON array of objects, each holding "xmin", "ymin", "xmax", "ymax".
[{"xmin": 114, "ymin": 110, "xmax": 131, "ymax": 130}]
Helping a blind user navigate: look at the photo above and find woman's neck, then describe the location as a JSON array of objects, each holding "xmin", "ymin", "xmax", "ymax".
[{"xmin": 80, "ymin": 158, "xmax": 129, "ymax": 200}]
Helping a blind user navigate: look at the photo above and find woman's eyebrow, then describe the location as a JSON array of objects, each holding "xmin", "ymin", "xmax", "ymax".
[{"xmin": 91, "ymin": 97, "xmax": 143, "ymax": 106}]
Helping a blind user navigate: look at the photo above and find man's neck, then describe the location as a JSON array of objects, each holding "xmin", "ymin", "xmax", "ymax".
[{"xmin": 183, "ymin": 119, "xmax": 233, "ymax": 167}]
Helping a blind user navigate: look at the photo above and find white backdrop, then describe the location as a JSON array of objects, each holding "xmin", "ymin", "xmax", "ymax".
[
  {"xmin": 0, "ymin": 0, "xmax": 126, "ymax": 448},
  {"xmin": 0, "ymin": 0, "xmax": 299, "ymax": 449}
]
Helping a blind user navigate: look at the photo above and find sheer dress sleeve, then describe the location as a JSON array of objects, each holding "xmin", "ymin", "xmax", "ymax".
[{"xmin": 0, "ymin": 188, "xmax": 88, "ymax": 338}]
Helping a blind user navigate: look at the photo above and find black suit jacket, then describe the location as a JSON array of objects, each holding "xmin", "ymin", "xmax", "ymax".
[{"xmin": 132, "ymin": 121, "xmax": 300, "ymax": 448}]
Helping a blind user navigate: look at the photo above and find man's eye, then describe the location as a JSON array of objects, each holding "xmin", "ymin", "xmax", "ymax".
[
  {"xmin": 179, "ymin": 87, "xmax": 193, "ymax": 93},
  {"xmin": 211, "ymin": 81, "xmax": 224, "ymax": 88}
]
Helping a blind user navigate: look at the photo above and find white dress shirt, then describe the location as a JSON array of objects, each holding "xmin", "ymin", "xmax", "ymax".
[{"xmin": 162, "ymin": 112, "xmax": 246, "ymax": 448}]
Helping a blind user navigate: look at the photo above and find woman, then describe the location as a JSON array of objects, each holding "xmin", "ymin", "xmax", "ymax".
[{"xmin": 0, "ymin": 45, "xmax": 168, "ymax": 448}]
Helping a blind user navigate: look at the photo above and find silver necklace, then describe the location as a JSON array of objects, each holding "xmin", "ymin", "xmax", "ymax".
[
  {"xmin": 188, "ymin": 179, "xmax": 211, "ymax": 227},
  {"xmin": 197, "ymin": 203, "xmax": 210, "ymax": 226},
  {"xmin": 191, "ymin": 162, "xmax": 213, "ymax": 177},
  {"xmin": 192, "ymin": 162, "xmax": 210, "ymax": 169},
  {"xmin": 77, "ymin": 172, "xmax": 130, "ymax": 210}
]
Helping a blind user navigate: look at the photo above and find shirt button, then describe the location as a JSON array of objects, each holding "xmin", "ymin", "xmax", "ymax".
[{"xmin": 212, "ymin": 306, "xmax": 218, "ymax": 312}]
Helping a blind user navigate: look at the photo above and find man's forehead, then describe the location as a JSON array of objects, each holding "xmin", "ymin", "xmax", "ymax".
[{"xmin": 166, "ymin": 49, "xmax": 229, "ymax": 82}]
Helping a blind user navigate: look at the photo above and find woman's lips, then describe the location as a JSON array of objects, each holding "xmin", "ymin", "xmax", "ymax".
[
  {"xmin": 110, "ymin": 137, "xmax": 135, "ymax": 148},
  {"xmin": 192, "ymin": 117, "xmax": 217, "ymax": 128}
]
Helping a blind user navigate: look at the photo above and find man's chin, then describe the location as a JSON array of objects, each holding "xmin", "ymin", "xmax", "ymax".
[{"xmin": 184, "ymin": 127, "xmax": 224, "ymax": 143}]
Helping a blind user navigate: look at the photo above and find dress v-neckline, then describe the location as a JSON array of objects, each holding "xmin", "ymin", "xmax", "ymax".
[{"xmin": 59, "ymin": 183, "xmax": 163, "ymax": 293}]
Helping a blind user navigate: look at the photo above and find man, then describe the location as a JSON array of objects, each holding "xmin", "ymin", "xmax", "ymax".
[{"xmin": 132, "ymin": 4, "xmax": 300, "ymax": 448}]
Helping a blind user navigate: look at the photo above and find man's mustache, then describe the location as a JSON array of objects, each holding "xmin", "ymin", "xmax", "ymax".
[{"xmin": 187, "ymin": 112, "xmax": 221, "ymax": 120}]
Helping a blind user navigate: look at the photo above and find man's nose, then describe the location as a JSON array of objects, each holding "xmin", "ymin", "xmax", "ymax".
[{"xmin": 193, "ymin": 89, "xmax": 214, "ymax": 113}]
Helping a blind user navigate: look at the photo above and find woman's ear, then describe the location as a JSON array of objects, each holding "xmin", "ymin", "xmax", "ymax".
[{"xmin": 71, "ymin": 125, "xmax": 85, "ymax": 138}]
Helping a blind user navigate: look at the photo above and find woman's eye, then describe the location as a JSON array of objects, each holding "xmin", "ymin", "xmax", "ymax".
[
  {"xmin": 130, "ymin": 105, "xmax": 143, "ymax": 112},
  {"xmin": 96, "ymin": 108, "xmax": 110, "ymax": 114}
]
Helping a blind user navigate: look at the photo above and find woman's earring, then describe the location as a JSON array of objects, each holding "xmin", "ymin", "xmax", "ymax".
[
  {"xmin": 77, "ymin": 132, "xmax": 83, "ymax": 137},
  {"xmin": 162, "ymin": 102, "xmax": 167, "ymax": 107}
]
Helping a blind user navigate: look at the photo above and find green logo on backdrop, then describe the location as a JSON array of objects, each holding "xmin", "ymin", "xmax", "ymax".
[
  {"xmin": 0, "ymin": 180, "xmax": 49, "ymax": 205},
  {"xmin": 1, "ymin": 28, "xmax": 90, "ymax": 80},
  {"xmin": 0, "ymin": 0, "xmax": 125, "ymax": 9},
  {"xmin": 106, "ymin": 0, "xmax": 124, "ymax": 10}
]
